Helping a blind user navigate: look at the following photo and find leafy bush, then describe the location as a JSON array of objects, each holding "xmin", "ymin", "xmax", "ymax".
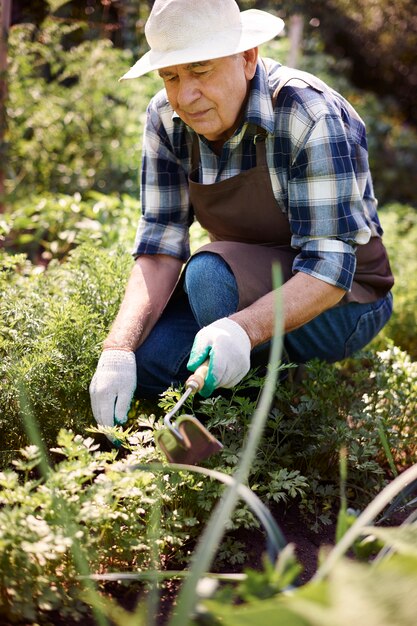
[
  {"xmin": 1, "ymin": 191, "xmax": 140, "ymax": 262},
  {"xmin": 0, "ymin": 362, "xmax": 416, "ymax": 622},
  {"xmin": 376, "ymin": 204, "xmax": 417, "ymax": 358},
  {"xmin": 0, "ymin": 243, "xmax": 133, "ymax": 462},
  {"xmin": 144, "ymin": 345, "xmax": 417, "ymax": 533},
  {"xmin": 6, "ymin": 19, "xmax": 158, "ymax": 200},
  {"xmin": 0, "ymin": 431, "xmax": 199, "ymax": 622}
]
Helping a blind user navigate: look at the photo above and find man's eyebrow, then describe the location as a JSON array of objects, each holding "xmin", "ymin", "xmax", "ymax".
[
  {"xmin": 186, "ymin": 61, "xmax": 211, "ymax": 70},
  {"xmin": 158, "ymin": 69, "xmax": 175, "ymax": 78},
  {"xmin": 158, "ymin": 61, "xmax": 211, "ymax": 78}
]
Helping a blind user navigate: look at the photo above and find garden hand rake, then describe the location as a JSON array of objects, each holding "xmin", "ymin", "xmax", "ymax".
[{"xmin": 154, "ymin": 361, "xmax": 223, "ymax": 465}]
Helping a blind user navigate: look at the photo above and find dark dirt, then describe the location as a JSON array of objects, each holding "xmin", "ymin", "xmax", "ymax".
[
  {"xmin": 273, "ymin": 503, "xmax": 337, "ymax": 581},
  {"xmin": 214, "ymin": 502, "xmax": 337, "ymax": 582},
  {"xmin": 153, "ymin": 503, "xmax": 410, "ymax": 624},
  {"xmin": 152, "ymin": 504, "xmax": 337, "ymax": 624}
]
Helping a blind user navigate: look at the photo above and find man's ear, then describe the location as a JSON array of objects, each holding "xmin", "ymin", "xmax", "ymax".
[{"xmin": 243, "ymin": 47, "xmax": 259, "ymax": 80}]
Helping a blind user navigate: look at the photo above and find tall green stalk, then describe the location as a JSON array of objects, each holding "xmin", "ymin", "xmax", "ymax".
[
  {"xmin": 168, "ymin": 266, "xmax": 284, "ymax": 626},
  {"xmin": 315, "ymin": 462, "xmax": 417, "ymax": 581}
]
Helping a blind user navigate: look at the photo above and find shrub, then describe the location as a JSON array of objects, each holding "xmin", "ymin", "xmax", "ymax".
[
  {"xmin": 0, "ymin": 359, "xmax": 416, "ymax": 621},
  {"xmin": 6, "ymin": 19, "xmax": 159, "ymax": 200},
  {"xmin": 0, "ymin": 431, "xmax": 199, "ymax": 622},
  {"xmin": 1, "ymin": 191, "xmax": 141, "ymax": 263},
  {"xmin": 145, "ymin": 346, "xmax": 417, "ymax": 532},
  {"xmin": 0, "ymin": 243, "xmax": 132, "ymax": 460},
  {"xmin": 375, "ymin": 204, "xmax": 417, "ymax": 358}
]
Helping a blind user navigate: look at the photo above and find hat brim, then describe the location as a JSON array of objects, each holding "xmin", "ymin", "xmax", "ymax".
[{"xmin": 120, "ymin": 10, "xmax": 285, "ymax": 80}]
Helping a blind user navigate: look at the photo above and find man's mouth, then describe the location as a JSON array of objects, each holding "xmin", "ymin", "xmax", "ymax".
[{"xmin": 185, "ymin": 109, "xmax": 212, "ymax": 121}]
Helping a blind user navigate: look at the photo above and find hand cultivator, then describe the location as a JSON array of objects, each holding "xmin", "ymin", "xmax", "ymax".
[{"xmin": 155, "ymin": 361, "xmax": 223, "ymax": 465}]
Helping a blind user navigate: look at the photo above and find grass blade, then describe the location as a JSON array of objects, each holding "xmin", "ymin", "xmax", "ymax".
[
  {"xmin": 314, "ymin": 462, "xmax": 417, "ymax": 581},
  {"xmin": 168, "ymin": 265, "xmax": 284, "ymax": 626}
]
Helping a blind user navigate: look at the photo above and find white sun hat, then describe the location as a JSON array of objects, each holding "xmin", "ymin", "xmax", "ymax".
[{"xmin": 120, "ymin": 0, "xmax": 285, "ymax": 80}]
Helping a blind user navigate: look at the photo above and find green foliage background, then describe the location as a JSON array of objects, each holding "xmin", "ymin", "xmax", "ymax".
[
  {"xmin": 6, "ymin": 19, "xmax": 145, "ymax": 200},
  {"xmin": 4, "ymin": 12, "xmax": 417, "ymax": 208},
  {"xmin": 1, "ymin": 0, "xmax": 417, "ymax": 527},
  {"xmin": 1, "ymin": 6, "xmax": 417, "ymax": 623}
]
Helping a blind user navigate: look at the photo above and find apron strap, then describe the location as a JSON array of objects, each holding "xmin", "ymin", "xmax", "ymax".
[
  {"xmin": 253, "ymin": 126, "xmax": 268, "ymax": 167},
  {"xmin": 191, "ymin": 133, "xmax": 200, "ymax": 174},
  {"xmin": 261, "ymin": 58, "xmax": 326, "ymax": 107}
]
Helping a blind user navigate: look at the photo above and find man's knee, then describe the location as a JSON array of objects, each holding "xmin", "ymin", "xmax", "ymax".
[
  {"xmin": 184, "ymin": 252, "xmax": 225, "ymax": 293},
  {"xmin": 184, "ymin": 252, "xmax": 239, "ymax": 326}
]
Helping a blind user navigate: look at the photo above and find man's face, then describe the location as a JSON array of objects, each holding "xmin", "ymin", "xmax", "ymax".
[{"xmin": 158, "ymin": 49, "xmax": 258, "ymax": 144}]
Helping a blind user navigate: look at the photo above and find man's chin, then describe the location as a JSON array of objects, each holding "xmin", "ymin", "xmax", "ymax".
[
  {"xmin": 188, "ymin": 121, "xmax": 217, "ymax": 138},
  {"xmin": 192, "ymin": 125, "xmax": 227, "ymax": 144}
]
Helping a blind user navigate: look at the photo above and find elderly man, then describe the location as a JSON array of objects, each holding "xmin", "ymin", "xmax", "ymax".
[{"xmin": 90, "ymin": 0, "xmax": 394, "ymax": 429}]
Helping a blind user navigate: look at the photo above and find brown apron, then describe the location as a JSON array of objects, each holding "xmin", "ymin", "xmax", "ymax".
[{"xmin": 187, "ymin": 70, "xmax": 393, "ymax": 309}]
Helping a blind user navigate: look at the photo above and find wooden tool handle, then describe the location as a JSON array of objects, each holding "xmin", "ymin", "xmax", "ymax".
[{"xmin": 186, "ymin": 359, "xmax": 209, "ymax": 392}]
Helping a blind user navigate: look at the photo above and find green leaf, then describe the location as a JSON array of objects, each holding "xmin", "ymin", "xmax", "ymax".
[
  {"xmin": 288, "ymin": 556, "xmax": 417, "ymax": 626},
  {"xmin": 203, "ymin": 597, "xmax": 309, "ymax": 626},
  {"xmin": 362, "ymin": 525, "xmax": 417, "ymax": 557},
  {"xmin": 47, "ymin": 1, "xmax": 74, "ymax": 13}
]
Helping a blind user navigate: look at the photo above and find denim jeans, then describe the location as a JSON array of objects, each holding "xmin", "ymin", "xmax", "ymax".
[{"xmin": 135, "ymin": 252, "xmax": 393, "ymax": 398}]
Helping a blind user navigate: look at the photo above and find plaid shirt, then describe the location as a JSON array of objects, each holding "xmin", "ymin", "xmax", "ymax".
[{"xmin": 133, "ymin": 59, "xmax": 383, "ymax": 292}]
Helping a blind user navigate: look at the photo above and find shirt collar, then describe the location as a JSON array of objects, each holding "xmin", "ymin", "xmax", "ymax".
[{"xmin": 243, "ymin": 59, "xmax": 276, "ymax": 135}]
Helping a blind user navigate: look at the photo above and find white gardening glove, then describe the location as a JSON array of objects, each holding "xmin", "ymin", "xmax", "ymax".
[
  {"xmin": 187, "ymin": 318, "xmax": 251, "ymax": 397},
  {"xmin": 89, "ymin": 349, "xmax": 137, "ymax": 428}
]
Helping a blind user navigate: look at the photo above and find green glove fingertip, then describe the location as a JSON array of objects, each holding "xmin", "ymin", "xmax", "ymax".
[
  {"xmin": 198, "ymin": 359, "xmax": 217, "ymax": 397},
  {"xmin": 187, "ymin": 345, "xmax": 210, "ymax": 372}
]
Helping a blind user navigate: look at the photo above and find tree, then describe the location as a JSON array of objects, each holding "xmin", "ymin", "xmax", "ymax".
[
  {"xmin": 239, "ymin": 1, "xmax": 417, "ymax": 127},
  {"xmin": 309, "ymin": 0, "xmax": 417, "ymax": 126}
]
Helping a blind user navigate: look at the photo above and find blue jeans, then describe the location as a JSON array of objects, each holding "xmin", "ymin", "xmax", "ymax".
[{"xmin": 135, "ymin": 252, "xmax": 393, "ymax": 398}]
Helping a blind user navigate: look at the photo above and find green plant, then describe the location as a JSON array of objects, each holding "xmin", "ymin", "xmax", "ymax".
[
  {"xmin": 375, "ymin": 204, "xmax": 417, "ymax": 358},
  {"xmin": 6, "ymin": 19, "xmax": 157, "ymax": 200},
  {"xmin": 0, "ymin": 429, "xmax": 201, "ymax": 623},
  {"xmin": 154, "ymin": 368, "xmax": 312, "ymax": 539},
  {"xmin": 0, "ymin": 243, "xmax": 133, "ymax": 458},
  {"xmin": 199, "ymin": 548, "xmax": 417, "ymax": 626},
  {"xmin": 1, "ymin": 191, "xmax": 141, "ymax": 262}
]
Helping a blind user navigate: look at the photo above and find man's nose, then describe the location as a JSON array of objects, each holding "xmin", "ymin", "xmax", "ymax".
[{"xmin": 177, "ymin": 78, "xmax": 200, "ymax": 107}]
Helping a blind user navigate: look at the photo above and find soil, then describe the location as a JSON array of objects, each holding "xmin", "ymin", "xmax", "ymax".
[
  {"xmin": 152, "ymin": 502, "xmax": 338, "ymax": 625},
  {"xmin": 151, "ymin": 503, "xmax": 409, "ymax": 624},
  {"xmin": 272, "ymin": 502, "xmax": 337, "ymax": 582},
  {"xmin": 197, "ymin": 501, "xmax": 337, "ymax": 582}
]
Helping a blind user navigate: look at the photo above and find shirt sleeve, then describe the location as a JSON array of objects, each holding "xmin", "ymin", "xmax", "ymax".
[
  {"xmin": 132, "ymin": 97, "xmax": 192, "ymax": 261},
  {"xmin": 287, "ymin": 109, "xmax": 372, "ymax": 292}
]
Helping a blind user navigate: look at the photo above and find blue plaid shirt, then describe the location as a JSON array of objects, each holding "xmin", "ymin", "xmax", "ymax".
[{"xmin": 133, "ymin": 59, "xmax": 383, "ymax": 292}]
